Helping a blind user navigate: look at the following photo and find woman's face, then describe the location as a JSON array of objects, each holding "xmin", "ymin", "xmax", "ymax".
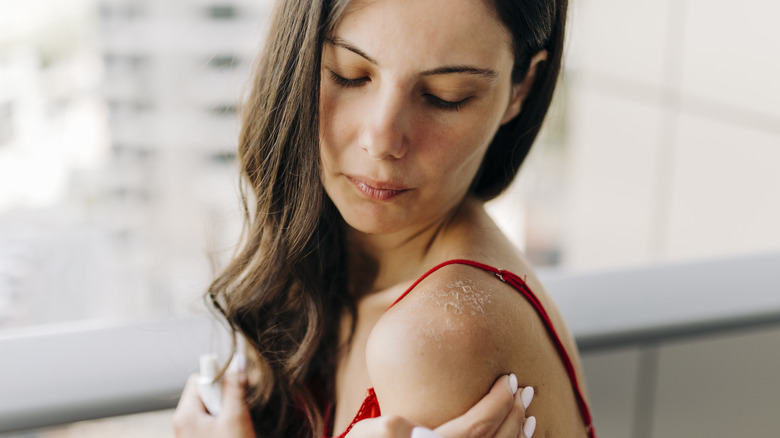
[{"xmin": 319, "ymin": 0, "xmax": 522, "ymax": 236}]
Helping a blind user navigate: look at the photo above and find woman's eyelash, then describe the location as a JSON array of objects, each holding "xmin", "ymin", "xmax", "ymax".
[
  {"xmin": 328, "ymin": 69, "xmax": 470, "ymax": 111},
  {"xmin": 328, "ymin": 70, "xmax": 368, "ymax": 88},
  {"xmin": 426, "ymin": 95, "xmax": 472, "ymax": 111}
]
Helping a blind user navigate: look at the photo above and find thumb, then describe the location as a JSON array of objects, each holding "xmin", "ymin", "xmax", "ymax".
[{"xmin": 220, "ymin": 372, "xmax": 251, "ymax": 417}]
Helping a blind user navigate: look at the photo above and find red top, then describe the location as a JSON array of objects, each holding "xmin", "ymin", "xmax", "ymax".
[{"xmin": 329, "ymin": 259, "xmax": 596, "ymax": 438}]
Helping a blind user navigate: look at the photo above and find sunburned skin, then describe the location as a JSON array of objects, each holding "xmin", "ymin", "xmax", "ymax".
[
  {"xmin": 414, "ymin": 277, "xmax": 496, "ymax": 349},
  {"xmin": 436, "ymin": 278, "xmax": 493, "ymax": 316}
]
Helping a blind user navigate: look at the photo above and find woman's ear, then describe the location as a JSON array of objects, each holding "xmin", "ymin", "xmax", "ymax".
[{"xmin": 500, "ymin": 50, "xmax": 549, "ymax": 125}]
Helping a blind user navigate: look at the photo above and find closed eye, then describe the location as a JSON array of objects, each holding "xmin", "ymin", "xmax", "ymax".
[
  {"xmin": 426, "ymin": 94, "xmax": 472, "ymax": 111},
  {"xmin": 328, "ymin": 70, "xmax": 369, "ymax": 88}
]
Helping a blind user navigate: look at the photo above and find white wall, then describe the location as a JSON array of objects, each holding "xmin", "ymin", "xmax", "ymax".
[{"xmin": 560, "ymin": 0, "xmax": 780, "ymax": 271}]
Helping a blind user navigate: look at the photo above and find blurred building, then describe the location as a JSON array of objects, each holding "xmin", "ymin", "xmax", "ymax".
[
  {"xmin": 93, "ymin": 0, "xmax": 271, "ymax": 313},
  {"xmin": 0, "ymin": 0, "xmax": 272, "ymax": 328},
  {"xmin": 0, "ymin": 0, "xmax": 111, "ymax": 327}
]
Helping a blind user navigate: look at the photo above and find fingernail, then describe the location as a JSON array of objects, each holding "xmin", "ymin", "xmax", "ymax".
[
  {"xmin": 520, "ymin": 386, "xmax": 534, "ymax": 409},
  {"xmin": 508, "ymin": 373, "xmax": 518, "ymax": 394},
  {"xmin": 410, "ymin": 427, "xmax": 443, "ymax": 438},
  {"xmin": 228, "ymin": 352, "xmax": 246, "ymax": 373},
  {"xmin": 523, "ymin": 416, "xmax": 536, "ymax": 438}
]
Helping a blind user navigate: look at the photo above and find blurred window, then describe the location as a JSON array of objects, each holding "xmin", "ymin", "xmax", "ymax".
[
  {"xmin": 208, "ymin": 54, "xmax": 241, "ymax": 69},
  {"xmin": 210, "ymin": 104, "xmax": 237, "ymax": 116},
  {"xmin": 206, "ymin": 5, "xmax": 238, "ymax": 20}
]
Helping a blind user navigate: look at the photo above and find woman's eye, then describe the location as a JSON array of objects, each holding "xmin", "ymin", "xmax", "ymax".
[
  {"xmin": 328, "ymin": 70, "xmax": 369, "ymax": 88},
  {"xmin": 426, "ymin": 94, "xmax": 472, "ymax": 112}
]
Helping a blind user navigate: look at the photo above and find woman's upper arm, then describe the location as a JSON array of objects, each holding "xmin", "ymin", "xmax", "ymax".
[
  {"xmin": 365, "ymin": 264, "xmax": 591, "ymax": 436},
  {"xmin": 364, "ymin": 266, "xmax": 523, "ymax": 429}
]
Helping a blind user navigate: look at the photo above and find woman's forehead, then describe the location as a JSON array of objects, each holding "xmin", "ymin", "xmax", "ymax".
[{"xmin": 332, "ymin": 0, "xmax": 513, "ymax": 69}]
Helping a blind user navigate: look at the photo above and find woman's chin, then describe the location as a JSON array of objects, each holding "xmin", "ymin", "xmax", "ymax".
[
  {"xmin": 337, "ymin": 204, "xmax": 412, "ymax": 236},
  {"xmin": 342, "ymin": 215, "xmax": 404, "ymax": 236}
]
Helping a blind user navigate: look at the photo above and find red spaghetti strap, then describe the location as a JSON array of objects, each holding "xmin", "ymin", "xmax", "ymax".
[
  {"xmin": 389, "ymin": 259, "xmax": 596, "ymax": 438},
  {"xmin": 389, "ymin": 259, "xmax": 486, "ymax": 308},
  {"xmin": 500, "ymin": 270, "xmax": 596, "ymax": 438},
  {"xmin": 334, "ymin": 389, "xmax": 380, "ymax": 438}
]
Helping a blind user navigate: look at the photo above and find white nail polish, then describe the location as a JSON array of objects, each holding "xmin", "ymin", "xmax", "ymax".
[
  {"xmin": 521, "ymin": 386, "xmax": 534, "ymax": 409},
  {"xmin": 509, "ymin": 373, "xmax": 518, "ymax": 394},
  {"xmin": 523, "ymin": 416, "xmax": 536, "ymax": 438},
  {"xmin": 410, "ymin": 427, "xmax": 443, "ymax": 438},
  {"xmin": 228, "ymin": 352, "xmax": 246, "ymax": 373}
]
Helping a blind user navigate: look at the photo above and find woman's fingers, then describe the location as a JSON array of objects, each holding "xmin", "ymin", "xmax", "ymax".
[
  {"xmin": 522, "ymin": 415, "xmax": 536, "ymax": 438},
  {"xmin": 220, "ymin": 373, "xmax": 245, "ymax": 414},
  {"xmin": 179, "ymin": 374, "xmax": 208, "ymax": 412},
  {"xmin": 489, "ymin": 390, "xmax": 523, "ymax": 438},
  {"xmin": 173, "ymin": 372, "xmax": 256, "ymax": 438},
  {"xmin": 491, "ymin": 386, "xmax": 535, "ymax": 438},
  {"xmin": 219, "ymin": 373, "xmax": 254, "ymax": 423},
  {"xmin": 213, "ymin": 372, "xmax": 256, "ymax": 438},
  {"xmin": 434, "ymin": 374, "xmax": 517, "ymax": 438},
  {"xmin": 520, "ymin": 387, "xmax": 536, "ymax": 438},
  {"xmin": 345, "ymin": 375, "xmax": 536, "ymax": 438},
  {"xmin": 173, "ymin": 374, "xmax": 208, "ymax": 432}
]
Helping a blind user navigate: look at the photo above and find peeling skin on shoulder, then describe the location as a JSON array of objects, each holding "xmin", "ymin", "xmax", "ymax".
[
  {"xmin": 434, "ymin": 278, "xmax": 494, "ymax": 316},
  {"xmin": 411, "ymin": 278, "xmax": 496, "ymax": 349}
]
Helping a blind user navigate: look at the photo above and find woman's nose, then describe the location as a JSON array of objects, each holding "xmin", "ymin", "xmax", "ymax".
[{"xmin": 359, "ymin": 87, "xmax": 409, "ymax": 160}]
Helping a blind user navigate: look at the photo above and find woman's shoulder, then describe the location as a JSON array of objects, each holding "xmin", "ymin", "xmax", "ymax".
[
  {"xmin": 364, "ymin": 257, "xmax": 548, "ymax": 426},
  {"xmin": 381, "ymin": 257, "xmax": 543, "ymax": 332},
  {"xmin": 365, "ymin": 255, "xmax": 589, "ymax": 434},
  {"xmin": 369, "ymin": 256, "xmax": 548, "ymax": 353}
]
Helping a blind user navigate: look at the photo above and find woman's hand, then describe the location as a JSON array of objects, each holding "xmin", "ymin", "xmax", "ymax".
[
  {"xmin": 346, "ymin": 374, "xmax": 536, "ymax": 438},
  {"xmin": 173, "ymin": 372, "xmax": 535, "ymax": 438},
  {"xmin": 173, "ymin": 372, "xmax": 256, "ymax": 438}
]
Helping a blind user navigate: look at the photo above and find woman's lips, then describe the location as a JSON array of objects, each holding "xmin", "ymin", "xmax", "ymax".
[{"xmin": 346, "ymin": 176, "xmax": 410, "ymax": 201}]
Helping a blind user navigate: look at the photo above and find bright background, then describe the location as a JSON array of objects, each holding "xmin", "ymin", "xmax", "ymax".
[
  {"xmin": 3, "ymin": 0, "xmax": 778, "ymax": 330},
  {"xmin": 1, "ymin": 0, "xmax": 779, "ymax": 436}
]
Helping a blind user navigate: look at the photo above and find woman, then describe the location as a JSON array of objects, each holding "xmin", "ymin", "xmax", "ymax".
[{"xmin": 175, "ymin": 0, "xmax": 595, "ymax": 437}]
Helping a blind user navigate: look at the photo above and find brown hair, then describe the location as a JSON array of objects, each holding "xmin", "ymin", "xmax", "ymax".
[
  {"xmin": 473, "ymin": 0, "xmax": 568, "ymax": 200},
  {"xmin": 208, "ymin": 0, "xmax": 567, "ymax": 437}
]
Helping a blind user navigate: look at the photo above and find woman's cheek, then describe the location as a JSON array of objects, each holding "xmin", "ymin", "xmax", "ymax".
[
  {"xmin": 422, "ymin": 114, "xmax": 488, "ymax": 158},
  {"xmin": 323, "ymin": 90, "xmax": 365, "ymax": 145},
  {"xmin": 319, "ymin": 91, "xmax": 349, "ymax": 156},
  {"xmin": 318, "ymin": 86, "xmax": 333, "ymax": 139}
]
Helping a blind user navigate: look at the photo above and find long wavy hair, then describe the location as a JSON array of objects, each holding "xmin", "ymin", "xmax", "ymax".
[{"xmin": 207, "ymin": 0, "xmax": 568, "ymax": 437}]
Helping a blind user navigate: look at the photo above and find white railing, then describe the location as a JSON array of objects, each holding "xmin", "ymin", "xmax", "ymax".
[
  {"xmin": 0, "ymin": 314, "xmax": 231, "ymax": 433},
  {"xmin": 543, "ymin": 251, "xmax": 780, "ymax": 350}
]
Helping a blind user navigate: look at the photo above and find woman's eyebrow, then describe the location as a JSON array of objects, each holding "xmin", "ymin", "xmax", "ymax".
[
  {"xmin": 420, "ymin": 66, "xmax": 499, "ymax": 80},
  {"xmin": 324, "ymin": 37, "xmax": 378, "ymax": 65},
  {"xmin": 324, "ymin": 36, "xmax": 498, "ymax": 80}
]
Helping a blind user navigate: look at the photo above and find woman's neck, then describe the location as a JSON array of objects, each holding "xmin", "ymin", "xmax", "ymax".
[{"xmin": 345, "ymin": 198, "xmax": 482, "ymax": 294}]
